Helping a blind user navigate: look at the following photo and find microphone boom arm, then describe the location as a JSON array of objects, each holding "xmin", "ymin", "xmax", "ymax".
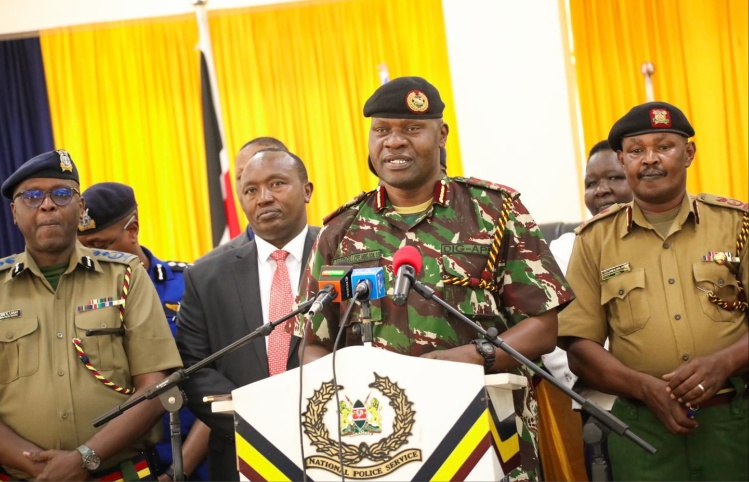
[{"xmin": 407, "ymin": 274, "xmax": 656, "ymax": 456}]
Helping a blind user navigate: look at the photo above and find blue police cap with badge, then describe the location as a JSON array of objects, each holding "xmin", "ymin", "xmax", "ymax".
[
  {"xmin": 1, "ymin": 149, "xmax": 79, "ymax": 199},
  {"xmin": 78, "ymin": 182, "xmax": 137, "ymax": 234}
]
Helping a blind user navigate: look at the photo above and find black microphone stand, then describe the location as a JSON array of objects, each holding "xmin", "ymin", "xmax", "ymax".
[
  {"xmin": 405, "ymin": 275, "xmax": 657, "ymax": 462},
  {"xmin": 92, "ymin": 299, "xmax": 315, "ymax": 481}
]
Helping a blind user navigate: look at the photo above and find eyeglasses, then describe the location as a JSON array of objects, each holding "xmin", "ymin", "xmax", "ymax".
[
  {"xmin": 13, "ymin": 187, "xmax": 80, "ymax": 208},
  {"xmin": 87, "ymin": 215, "xmax": 136, "ymax": 250}
]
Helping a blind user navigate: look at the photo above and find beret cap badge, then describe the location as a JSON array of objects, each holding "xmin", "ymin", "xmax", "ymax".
[
  {"xmin": 406, "ymin": 90, "xmax": 429, "ymax": 113},
  {"xmin": 650, "ymin": 108, "xmax": 672, "ymax": 128},
  {"xmin": 57, "ymin": 149, "xmax": 74, "ymax": 172},
  {"xmin": 79, "ymin": 208, "xmax": 96, "ymax": 232}
]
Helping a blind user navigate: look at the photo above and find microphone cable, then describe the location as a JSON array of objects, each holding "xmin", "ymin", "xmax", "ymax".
[{"xmin": 331, "ymin": 300, "xmax": 356, "ymax": 482}]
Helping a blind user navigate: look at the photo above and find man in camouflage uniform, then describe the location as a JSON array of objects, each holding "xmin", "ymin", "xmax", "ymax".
[
  {"xmin": 0, "ymin": 150, "xmax": 182, "ymax": 481},
  {"xmin": 559, "ymin": 102, "xmax": 748, "ymax": 481},
  {"xmin": 299, "ymin": 76, "xmax": 574, "ymax": 481}
]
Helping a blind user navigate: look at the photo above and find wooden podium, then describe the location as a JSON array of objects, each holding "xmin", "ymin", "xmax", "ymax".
[{"xmin": 216, "ymin": 346, "xmax": 526, "ymax": 481}]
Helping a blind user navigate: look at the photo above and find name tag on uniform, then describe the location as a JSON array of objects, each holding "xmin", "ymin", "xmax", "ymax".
[
  {"xmin": 0, "ymin": 309, "xmax": 21, "ymax": 320},
  {"xmin": 601, "ymin": 262, "xmax": 631, "ymax": 281},
  {"xmin": 77, "ymin": 297, "xmax": 126, "ymax": 313}
]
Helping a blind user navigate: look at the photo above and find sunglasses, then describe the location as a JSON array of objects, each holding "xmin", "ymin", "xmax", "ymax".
[{"xmin": 13, "ymin": 187, "xmax": 80, "ymax": 208}]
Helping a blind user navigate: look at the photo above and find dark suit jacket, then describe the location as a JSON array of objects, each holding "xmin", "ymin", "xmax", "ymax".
[
  {"xmin": 194, "ymin": 228, "xmax": 252, "ymax": 264},
  {"xmin": 175, "ymin": 226, "xmax": 319, "ymax": 481}
]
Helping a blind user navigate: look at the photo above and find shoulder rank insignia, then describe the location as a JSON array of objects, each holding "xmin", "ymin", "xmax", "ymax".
[
  {"xmin": 323, "ymin": 190, "xmax": 373, "ymax": 225},
  {"xmin": 696, "ymin": 194, "xmax": 749, "ymax": 213},
  {"xmin": 0, "ymin": 255, "xmax": 19, "ymax": 272},
  {"xmin": 166, "ymin": 261, "xmax": 190, "ymax": 272},
  {"xmin": 575, "ymin": 204, "xmax": 628, "ymax": 234},
  {"xmin": 90, "ymin": 250, "xmax": 138, "ymax": 265},
  {"xmin": 453, "ymin": 176, "xmax": 521, "ymax": 200}
]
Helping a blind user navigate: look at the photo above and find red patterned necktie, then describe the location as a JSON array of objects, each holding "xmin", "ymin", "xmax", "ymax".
[{"xmin": 268, "ymin": 249, "xmax": 293, "ymax": 376}]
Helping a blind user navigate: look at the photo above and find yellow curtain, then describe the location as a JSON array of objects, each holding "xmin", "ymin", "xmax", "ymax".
[
  {"xmin": 40, "ymin": 17, "xmax": 211, "ymax": 262},
  {"xmin": 40, "ymin": 0, "xmax": 461, "ymax": 262},
  {"xmin": 568, "ymin": 0, "xmax": 748, "ymax": 201},
  {"xmin": 209, "ymin": 0, "xmax": 461, "ymax": 233}
]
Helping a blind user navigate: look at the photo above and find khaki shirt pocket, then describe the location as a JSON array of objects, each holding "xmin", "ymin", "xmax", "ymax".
[
  {"xmin": 692, "ymin": 263, "xmax": 744, "ymax": 323},
  {"xmin": 0, "ymin": 316, "xmax": 40, "ymax": 384},
  {"xmin": 74, "ymin": 308, "xmax": 125, "ymax": 372},
  {"xmin": 441, "ymin": 254, "xmax": 501, "ymax": 321},
  {"xmin": 601, "ymin": 268, "xmax": 650, "ymax": 336}
]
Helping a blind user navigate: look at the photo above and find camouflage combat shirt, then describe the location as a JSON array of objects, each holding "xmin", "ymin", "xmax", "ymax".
[{"xmin": 299, "ymin": 176, "xmax": 574, "ymax": 481}]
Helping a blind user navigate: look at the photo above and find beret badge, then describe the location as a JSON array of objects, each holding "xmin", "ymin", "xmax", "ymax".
[
  {"xmin": 650, "ymin": 108, "xmax": 672, "ymax": 128},
  {"xmin": 57, "ymin": 149, "xmax": 74, "ymax": 172},
  {"xmin": 79, "ymin": 208, "xmax": 96, "ymax": 232},
  {"xmin": 406, "ymin": 90, "xmax": 429, "ymax": 113}
]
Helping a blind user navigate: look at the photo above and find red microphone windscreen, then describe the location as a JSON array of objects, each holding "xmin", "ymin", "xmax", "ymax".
[{"xmin": 392, "ymin": 245, "xmax": 423, "ymax": 275}]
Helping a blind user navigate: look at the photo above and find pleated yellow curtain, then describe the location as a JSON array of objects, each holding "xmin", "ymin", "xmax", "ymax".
[
  {"xmin": 40, "ymin": 0, "xmax": 460, "ymax": 262},
  {"xmin": 209, "ymin": 0, "xmax": 461, "ymax": 233},
  {"xmin": 40, "ymin": 17, "xmax": 210, "ymax": 261},
  {"xmin": 568, "ymin": 0, "xmax": 748, "ymax": 201}
]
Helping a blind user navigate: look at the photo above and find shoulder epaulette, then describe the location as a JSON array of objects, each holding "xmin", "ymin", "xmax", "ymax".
[
  {"xmin": 165, "ymin": 261, "xmax": 191, "ymax": 272},
  {"xmin": 323, "ymin": 190, "xmax": 374, "ymax": 225},
  {"xmin": 90, "ymin": 249, "xmax": 139, "ymax": 265},
  {"xmin": 575, "ymin": 203, "xmax": 628, "ymax": 234},
  {"xmin": 695, "ymin": 193, "xmax": 748, "ymax": 213},
  {"xmin": 0, "ymin": 254, "xmax": 20, "ymax": 272},
  {"xmin": 453, "ymin": 177, "xmax": 520, "ymax": 200}
]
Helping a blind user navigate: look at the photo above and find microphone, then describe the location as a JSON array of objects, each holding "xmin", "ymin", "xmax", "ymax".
[
  {"xmin": 392, "ymin": 246, "xmax": 423, "ymax": 306},
  {"xmin": 351, "ymin": 267, "xmax": 386, "ymax": 301},
  {"xmin": 306, "ymin": 285, "xmax": 337, "ymax": 318},
  {"xmin": 317, "ymin": 265, "xmax": 354, "ymax": 303}
]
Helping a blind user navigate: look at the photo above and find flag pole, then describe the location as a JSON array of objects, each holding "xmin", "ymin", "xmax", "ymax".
[
  {"xmin": 641, "ymin": 61, "xmax": 655, "ymax": 102},
  {"xmin": 194, "ymin": 0, "xmax": 226, "ymax": 146}
]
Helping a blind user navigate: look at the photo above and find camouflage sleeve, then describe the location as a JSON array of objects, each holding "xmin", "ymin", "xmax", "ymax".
[
  {"xmin": 497, "ymin": 198, "xmax": 574, "ymax": 324},
  {"xmin": 297, "ymin": 223, "xmax": 339, "ymax": 350}
]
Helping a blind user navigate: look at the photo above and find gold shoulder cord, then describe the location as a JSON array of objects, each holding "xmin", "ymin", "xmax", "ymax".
[
  {"xmin": 706, "ymin": 212, "xmax": 749, "ymax": 312},
  {"xmin": 442, "ymin": 195, "xmax": 513, "ymax": 293}
]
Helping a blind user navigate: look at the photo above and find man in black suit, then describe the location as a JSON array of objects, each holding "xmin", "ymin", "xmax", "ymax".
[{"xmin": 176, "ymin": 148, "xmax": 317, "ymax": 481}]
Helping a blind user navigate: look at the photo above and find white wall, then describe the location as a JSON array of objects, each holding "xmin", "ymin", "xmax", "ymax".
[
  {"xmin": 1, "ymin": 0, "xmax": 585, "ymax": 224},
  {"xmin": 442, "ymin": 0, "xmax": 584, "ymax": 223}
]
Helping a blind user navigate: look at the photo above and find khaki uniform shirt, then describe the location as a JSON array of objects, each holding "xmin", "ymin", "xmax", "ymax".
[
  {"xmin": 0, "ymin": 242, "xmax": 182, "ymax": 478},
  {"xmin": 559, "ymin": 194, "xmax": 748, "ymax": 377}
]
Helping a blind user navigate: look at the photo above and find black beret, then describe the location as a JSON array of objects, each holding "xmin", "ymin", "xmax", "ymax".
[
  {"xmin": 608, "ymin": 101, "xmax": 695, "ymax": 151},
  {"xmin": 78, "ymin": 182, "xmax": 137, "ymax": 234},
  {"xmin": 2, "ymin": 149, "xmax": 79, "ymax": 199},
  {"xmin": 363, "ymin": 76, "xmax": 445, "ymax": 119}
]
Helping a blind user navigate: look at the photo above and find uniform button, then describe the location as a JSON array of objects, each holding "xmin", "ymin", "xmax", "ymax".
[
  {"xmin": 668, "ymin": 278, "xmax": 675, "ymax": 284},
  {"xmin": 6, "ymin": 332, "xmax": 13, "ymax": 339},
  {"xmin": 718, "ymin": 279, "xmax": 725, "ymax": 287},
  {"xmin": 682, "ymin": 354, "xmax": 690, "ymax": 361},
  {"xmin": 57, "ymin": 332, "xmax": 64, "ymax": 339},
  {"xmin": 58, "ymin": 370, "xmax": 65, "ymax": 376},
  {"xmin": 618, "ymin": 289, "xmax": 625, "ymax": 295},
  {"xmin": 675, "ymin": 314, "xmax": 681, "ymax": 320},
  {"xmin": 61, "ymin": 411, "xmax": 69, "ymax": 419},
  {"xmin": 663, "ymin": 242, "xmax": 670, "ymax": 249},
  {"xmin": 101, "ymin": 323, "xmax": 107, "ymax": 328},
  {"xmin": 56, "ymin": 293, "xmax": 61, "ymax": 300}
]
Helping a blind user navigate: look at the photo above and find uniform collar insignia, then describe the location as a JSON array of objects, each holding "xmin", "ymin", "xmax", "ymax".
[
  {"xmin": 432, "ymin": 179, "xmax": 449, "ymax": 206},
  {"xmin": 155, "ymin": 263, "xmax": 165, "ymax": 281},
  {"xmin": 11, "ymin": 262, "xmax": 25, "ymax": 278},
  {"xmin": 692, "ymin": 198, "xmax": 700, "ymax": 224},
  {"xmin": 375, "ymin": 185, "xmax": 387, "ymax": 212}
]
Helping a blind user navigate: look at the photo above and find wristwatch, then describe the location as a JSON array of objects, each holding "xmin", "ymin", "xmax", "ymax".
[
  {"xmin": 472, "ymin": 339, "xmax": 496, "ymax": 372},
  {"xmin": 76, "ymin": 444, "xmax": 101, "ymax": 472}
]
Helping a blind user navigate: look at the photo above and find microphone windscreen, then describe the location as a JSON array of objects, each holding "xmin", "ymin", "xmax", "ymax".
[{"xmin": 392, "ymin": 245, "xmax": 423, "ymax": 275}]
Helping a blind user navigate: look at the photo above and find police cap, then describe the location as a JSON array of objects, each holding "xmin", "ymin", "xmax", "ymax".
[
  {"xmin": 363, "ymin": 76, "xmax": 445, "ymax": 119},
  {"xmin": 608, "ymin": 101, "xmax": 695, "ymax": 151},
  {"xmin": 79, "ymin": 182, "xmax": 137, "ymax": 234},
  {"xmin": 2, "ymin": 149, "xmax": 79, "ymax": 199}
]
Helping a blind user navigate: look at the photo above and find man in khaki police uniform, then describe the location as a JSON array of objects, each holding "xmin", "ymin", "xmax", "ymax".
[
  {"xmin": 558, "ymin": 102, "xmax": 748, "ymax": 481},
  {"xmin": 0, "ymin": 150, "xmax": 182, "ymax": 481}
]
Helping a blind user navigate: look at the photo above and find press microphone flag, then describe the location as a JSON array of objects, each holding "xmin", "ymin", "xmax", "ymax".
[
  {"xmin": 352, "ymin": 267, "xmax": 386, "ymax": 300},
  {"xmin": 392, "ymin": 246, "xmax": 423, "ymax": 306},
  {"xmin": 317, "ymin": 265, "xmax": 354, "ymax": 303}
]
